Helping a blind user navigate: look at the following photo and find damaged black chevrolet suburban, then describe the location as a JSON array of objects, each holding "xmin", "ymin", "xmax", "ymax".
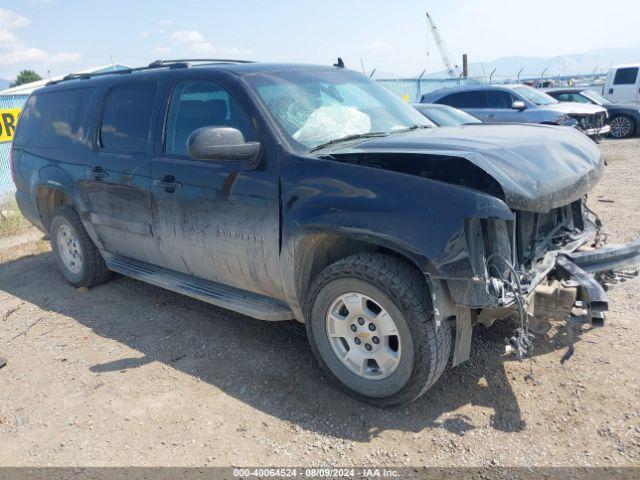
[{"xmin": 10, "ymin": 60, "xmax": 640, "ymax": 406}]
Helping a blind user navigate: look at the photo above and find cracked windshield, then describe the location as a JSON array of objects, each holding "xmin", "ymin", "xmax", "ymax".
[{"xmin": 247, "ymin": 69, "xmax": 432, "ymax": 151}]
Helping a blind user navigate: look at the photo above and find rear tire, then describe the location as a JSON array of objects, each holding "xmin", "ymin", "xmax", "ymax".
[
  {"xmin": 609, "ymin": 114, "xmax": 635, "ymax": 139},
  {"xmin": 305, "ymin": 253, "xmax": 451, "ymax": 407},
  {"xmin": 50, "ymin": 206, "xmax": 111, "ymax": 288}
]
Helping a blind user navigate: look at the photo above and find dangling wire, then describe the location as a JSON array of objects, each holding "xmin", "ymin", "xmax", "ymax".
[{"xmin": 485, "ymin": 253, "xmax": 537, "ymax": 383}]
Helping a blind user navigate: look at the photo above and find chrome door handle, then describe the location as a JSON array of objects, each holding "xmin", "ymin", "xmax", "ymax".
[
  {"xmin": 87, "ymin": 166, "xmax": 109, "ymax": 180},
  {"xmin": 154, "ymin": 176, "xmax": 183, "ymax": 193}
]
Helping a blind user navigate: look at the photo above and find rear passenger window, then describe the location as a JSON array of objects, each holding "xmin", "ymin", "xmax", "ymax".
[
  {"xmin": 439, "ymin": 91, "xmax": 487, "ymax": 108},
  {"xmin": 100, "ymin": 84, "xmax": 156, "ymax": 153},
  {"xmin": 613, "ymin": 67, "xmax": 638, "ymax": 85},
  {"xmin": 164, "ymin": 80, "xmax": 255, "ymax": 156},
  {"xmin": 14, "ymin": 88, "xmax": 94, "ymax": 148}
]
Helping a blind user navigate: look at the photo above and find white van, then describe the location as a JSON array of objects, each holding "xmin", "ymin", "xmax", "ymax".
[{"xmin": 603, "ymin": 64, "xmax": 640, "ymax": 104}]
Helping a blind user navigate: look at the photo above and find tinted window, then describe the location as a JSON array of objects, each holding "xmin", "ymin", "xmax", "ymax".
[
  {"xmin": 487, "ymin": 90, "xmax": 514, "ymax": 108},
  {"xmin": 438, "ymin": 91, "xmax": 488, "ymax": 108},
  {"xmin": 554, "ymin": 93, "xmax": 591, "ymax": 103},
  {"xmin": 100, "ymin": 84, "xmax": 156, "ymax": 153},
  {"xmin": 613, "ymin": 67, "xmax": 638, "ymax": 85},
  {"xmin": 14, "ymin": 88, "xmax": 94, "ymax": 147},
  {"xmin": 164, "ymin": 80, "xmax": 255, "ymax": 156}
]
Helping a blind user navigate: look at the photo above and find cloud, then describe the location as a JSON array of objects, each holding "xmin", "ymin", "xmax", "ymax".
[
  {"xmin": 0, "ymin": 8, "xmax": 81, "ymax": 76},
  {"xmin": 0, "ymin": 9, "xmax": 30, "ymax": 29},
  {"xmin": 153, "ymin": 46, "xmax": 171, "ymax": 55},
  {"xmin": 140, "ymin": 31, "xmax": 150, "ymax": 39},
  {"xmin": 171, "ymin": 30, "xmax": 206, "ymax": 44},
  {"xmin": 169, "ymin": 30, "xmax": 252, "ymax": 58}
]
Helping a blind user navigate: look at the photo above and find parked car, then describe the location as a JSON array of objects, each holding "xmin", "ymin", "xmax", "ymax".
[
  {"xmin": 544, "ymin": 87, "xmax": 640, "ymax": 139},
  {"xmin": 422, "ymin": 84, "xmax": 610, "ymax": 140},
  {"xmin": 601, "ymin": 64, "xmax": 639, "ymax": 105},
  {"xmin": 412, "ymin": 103, "xmax": 482, "ymax": 126},
  {"xmin": 11, "ymin": 61, "xmax": 640, "ymax": 406}
]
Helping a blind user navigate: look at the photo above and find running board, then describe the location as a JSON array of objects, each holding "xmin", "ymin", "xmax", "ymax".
[{"xmin": 104, "ymin": 255, "xmax": 294, "ymax": 321}]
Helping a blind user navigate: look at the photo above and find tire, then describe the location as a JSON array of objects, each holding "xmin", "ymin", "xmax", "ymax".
[
  {"xmin": 305, "ymin": 253, "xmax": 451, "ymax": 407},
  {"xmin": 609, "ymin": 114, "xmax": 636, "ymax": 139},
  {"xmin": 50, "ymin": 206, "xmax": 111, "ymax": 288}
]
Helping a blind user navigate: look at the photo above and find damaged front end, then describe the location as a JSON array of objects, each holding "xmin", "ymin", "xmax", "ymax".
[{"xmin": 446, "ymin": 198, "xmax": 640, "ymax": 365}]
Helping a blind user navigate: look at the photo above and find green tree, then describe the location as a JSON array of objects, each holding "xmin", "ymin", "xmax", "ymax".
[{"xmin": 9, "ymin": 70, "xmax": 43, "ymax": 88}]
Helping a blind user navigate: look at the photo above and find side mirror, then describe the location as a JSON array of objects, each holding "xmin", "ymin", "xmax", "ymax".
[
  {"xmin": 511, "ymin": 100, "xmax": 526, "ymax": 110},
  {"xmin": 187, "ymin": 126, "xmax": 261, "ymax": 168}
]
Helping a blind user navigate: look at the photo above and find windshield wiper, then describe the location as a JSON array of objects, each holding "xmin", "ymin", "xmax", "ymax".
[
  {"xmin": 388, "ymin": 124, "xmax": 432, "ymax": 134},
  {"xmin": 309, "ymin": 131, "xmax": 387, "ymax": 153}
]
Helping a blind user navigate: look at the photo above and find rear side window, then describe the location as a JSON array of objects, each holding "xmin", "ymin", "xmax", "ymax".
[
  {"xmin": 438, "ymin": 91, "xmax": 488, "ymax": 108},
  {"xmin": 100, "ymin": 84, "xmax": 156, "ymax": 153},
  {"xmin": 613, "ymin": 67, "xmax": 638, "ymax": 85},
  {"xmin": 14, "ymin": 88, "xmax": 94, "ymax": 147}
]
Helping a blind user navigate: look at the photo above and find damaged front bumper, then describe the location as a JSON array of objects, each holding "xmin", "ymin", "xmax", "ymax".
[{"xmin": 436, "ymin": 202, "xmax": 640, "ymax": 366}]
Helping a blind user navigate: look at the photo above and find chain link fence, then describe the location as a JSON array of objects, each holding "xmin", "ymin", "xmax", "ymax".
[{"xmin": 0, "ymin": 94, "xmax": 28, "ymax": 208}]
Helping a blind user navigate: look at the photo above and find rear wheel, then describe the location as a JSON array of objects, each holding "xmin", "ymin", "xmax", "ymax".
[
  {"xmin": 305, "ymin": 253, "xmax": 451, "ymax": 407},
  {"xmin": 609, "ymin": 115, "xmax": 635, "ymax": 139},
  {"xmin": 50, "ymin": 206, "xmax": 111, "ymax": 288}
]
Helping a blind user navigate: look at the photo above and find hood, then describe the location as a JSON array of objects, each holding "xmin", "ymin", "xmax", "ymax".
[
  {"xmin": 325, "ymin": 123, "xmax": 604, "ymax": 213},
  {"xmin": 543, "ymin": 102, "xmax": 607, "ymax": 115}
]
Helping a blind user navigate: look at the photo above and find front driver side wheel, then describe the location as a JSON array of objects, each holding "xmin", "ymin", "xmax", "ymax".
[{"xmin": 305, "ymin": 253, "xmax": 451, "ymax": 407}]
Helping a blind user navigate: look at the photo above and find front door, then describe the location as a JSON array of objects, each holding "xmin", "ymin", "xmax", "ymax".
[
  {"xmin": 149, "ymin": 74, "xmax": 283, "ymax": 300},
  {"xmin": 81, "ymin": 81, "xmax": 164, "ymax": 264},
  {"xmin": 607, "ymin": 67, "xmax": 639, "ymax": 103}
]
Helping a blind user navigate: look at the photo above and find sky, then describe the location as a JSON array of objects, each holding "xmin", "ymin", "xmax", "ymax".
[{"xmin": 1, "ymin": 0, "xmax": 639, "ymax": 80}]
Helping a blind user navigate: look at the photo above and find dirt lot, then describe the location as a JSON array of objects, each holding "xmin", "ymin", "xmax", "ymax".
[{"xmin": 0, "ymin": 139, "xmax": 639, "ymax": 468}]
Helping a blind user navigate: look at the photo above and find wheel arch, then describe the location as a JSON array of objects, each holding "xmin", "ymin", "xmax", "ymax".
[{"xmin": 281, "ymin": 229, "xmax": 432, "ymax": 322}]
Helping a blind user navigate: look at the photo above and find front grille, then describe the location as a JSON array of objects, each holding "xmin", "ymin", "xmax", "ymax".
[
  {"xmin": 571, "ymin": 113, "xmax": 606, "ymax": 131},
  {"xmin": 513, "ymin": 200, "xmax": 584, "ymax": 267}
]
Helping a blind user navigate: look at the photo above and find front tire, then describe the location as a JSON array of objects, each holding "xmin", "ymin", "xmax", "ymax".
[
  {"xmin": 50, "ymin": 206, "xmax": 111, "ymax": 288},
  {"xmin": 305, "ymin": 253, "xmax": 451, "ymax": 407},
  {"xmin": 609, "ymin": 114, "xmax": 635, "ymax": 139}
]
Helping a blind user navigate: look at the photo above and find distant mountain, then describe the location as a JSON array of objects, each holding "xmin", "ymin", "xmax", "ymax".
[{"xmin": 424, "ymin": 46, "xmax": 640, "ymax": 80}]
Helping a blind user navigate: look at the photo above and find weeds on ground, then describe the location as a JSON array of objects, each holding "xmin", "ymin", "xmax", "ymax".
[{"xmin": 0, "ymin": 199, "xmax": 28, "ymax": 237}]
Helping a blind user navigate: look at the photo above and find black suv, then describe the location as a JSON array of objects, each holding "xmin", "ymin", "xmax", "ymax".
[{"xmin": 11, "ymin": 60, "xmax": 639, "ymax": 406}]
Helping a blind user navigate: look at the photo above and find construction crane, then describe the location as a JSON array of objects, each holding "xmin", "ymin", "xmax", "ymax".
[{"xmin": 425, "ymin": 11, "xmax": 456, "ymax": 78}]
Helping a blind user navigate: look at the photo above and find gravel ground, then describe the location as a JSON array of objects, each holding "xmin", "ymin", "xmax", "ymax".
[{"xmin": 0, "ymin": 138, "xmax": 639, "ymax": 467}]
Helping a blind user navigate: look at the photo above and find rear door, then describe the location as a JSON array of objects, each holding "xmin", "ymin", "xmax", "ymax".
[
  {"xmin": 606, "ymin": 67, "xmax": 639, "ymax": 103},
  {"xmin": 149, "ymin": 71, "xmax": 283, "ymax": 299},
  {"xmin": 438, "ymin": 90, "xmax": 489, "ymax": 121},
  {"xmin": 81, "ymin": 80, "xmax": 165, "ymax": 263}
]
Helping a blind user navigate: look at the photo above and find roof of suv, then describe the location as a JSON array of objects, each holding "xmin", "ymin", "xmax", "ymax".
[{"xmin": 42, "ymin": 61, "xmax": 342, "ymax": 90}]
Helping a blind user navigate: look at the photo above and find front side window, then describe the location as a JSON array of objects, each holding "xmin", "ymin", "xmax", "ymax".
[
  {"xmin": 164, "ymin": 80, "xmax": 255, "ymax": 156},
  {"xmin": 487, "ymin": 90, "xmax": 514, "ymax": 109},
  {"xmin": 613, "ymin": 67, "xmax": 638, "ymax": 85},
  {"xmin": 100, "ymin": 84, "xmax": 156, "ymax": 153},
  {"xmin": 245, "ymin": 69, "xmax": 428, "ymax": 151}
]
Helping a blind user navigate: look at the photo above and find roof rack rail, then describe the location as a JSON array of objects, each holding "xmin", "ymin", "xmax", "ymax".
[
  {"xmin": 150, "ymin": 58, "xmax": 255, "ymax": 66},
  {"xmin": 46, "ymin": 58, "xmax": 255, "ymax": 86}
]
